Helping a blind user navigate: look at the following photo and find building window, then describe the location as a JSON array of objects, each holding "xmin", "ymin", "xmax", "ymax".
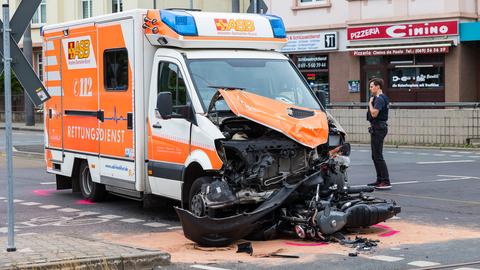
[
  {"xmin": 37, "ymin": 53, "xmax": 43, "ymax": 82},
  {"xmin": 293, "ymin": 0, "xmax": 331, "ymax": 10},
  {"xmin": 32, "ymin": 0, "xmax": 47, "ymax": 25},
  {"xmin": 112, "ymin": 0, "xmax": 123, "ymax": 13},
  {"xmin": 82, "ymin": 0, "xmax": 93, "ymax": 19},
  {"xmin": 291, "ymin": 54, "xmax": 330, "ymax": 103},
  {"xmin": 104, "ymin": 48, "xmax": 129, "ymax": 91}
]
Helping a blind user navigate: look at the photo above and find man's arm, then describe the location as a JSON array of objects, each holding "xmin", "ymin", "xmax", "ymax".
[{"xmin": 369, "ymin": 97, "xmax": 379, "ymax": 118}]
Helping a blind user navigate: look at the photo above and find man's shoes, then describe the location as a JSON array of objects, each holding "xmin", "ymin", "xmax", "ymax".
[
  {"xmin": 374, "ymin": 181, "xmax": 392, "ymax": 190},
  {"xmin": 367, "ymin": 181, "xmax": 380, "ymax": 187}
]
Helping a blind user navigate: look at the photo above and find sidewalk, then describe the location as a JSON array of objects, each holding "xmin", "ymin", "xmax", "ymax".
[
  {"xmin": 0, "ymin": 233, "xmax": 170, "ymax": 270},
  {"xmin": 0, "ymin": 123, "xmax": 43, "ymax": 132}
]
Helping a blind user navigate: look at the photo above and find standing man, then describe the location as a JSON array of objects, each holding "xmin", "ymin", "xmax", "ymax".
[{"xmin": 366, "ymin": 78, "xmax": 391, "ymax": 190}]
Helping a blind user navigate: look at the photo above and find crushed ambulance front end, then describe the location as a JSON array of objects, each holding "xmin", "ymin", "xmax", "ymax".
[{"xmin": 143, "ymin": 9, "xmax": 400, "ymax": 247}]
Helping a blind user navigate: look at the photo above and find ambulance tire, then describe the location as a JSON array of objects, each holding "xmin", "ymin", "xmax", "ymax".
[
  {"xmin": 79, "ymin": 161, "xmax": 106, "ymax": 202},
  {"xmin": 188, "ymin": 176, "xmax": 213, "ymax": 217}
]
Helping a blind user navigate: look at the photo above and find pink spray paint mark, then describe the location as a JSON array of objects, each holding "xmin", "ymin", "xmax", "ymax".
[
  {"xmin": 32, "ymin": 189, "xmax": 56, "ymax": 197},
  {"xmin": 373, "ymin": 224, "xmax": 400, "ymax": 237},
  {"xmin": 76, "ymin": 199, "xmax": 96, "ymax": 205},
  {"xmin": 285, "ymin": 241, "xmax": 328, "ymax": 247}
]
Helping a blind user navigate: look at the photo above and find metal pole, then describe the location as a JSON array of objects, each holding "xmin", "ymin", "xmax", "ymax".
[
  {"xmin": 23, "ymin": 23, "xmax": 35, "ymax": 126},
  {"xmin": 253, "ymin": 0, "xmax": 257, "ymax": 13},
  {"xmin": 3, "ymin": 0, "xmax": 16, "ymax": 253},
  {"xmin": 189, "ymin": 0, "xmax": 193, "ymax": 9},
  {"xmin": 153, "ymin": 0, "xmax": 156, "ymax": 9}
]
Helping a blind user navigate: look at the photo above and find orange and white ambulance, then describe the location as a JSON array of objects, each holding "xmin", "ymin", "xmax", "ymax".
[{"xmin": 43, "ymin": 9, "xmax": 399, "ymax": 247}]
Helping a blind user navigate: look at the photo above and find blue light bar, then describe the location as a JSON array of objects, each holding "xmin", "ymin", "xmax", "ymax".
[
  {"xmin": 160, "ymin": 10, "xmax": 198, "ymax": 36},
  {"xmin": 264, "ymin": 15, "xmax": 286, "ymax": 38}
]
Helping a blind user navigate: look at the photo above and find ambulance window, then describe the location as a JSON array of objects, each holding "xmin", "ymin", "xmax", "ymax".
[
  {"xmin": 104, "ymin": 48, "xmax": 128, "ymax": 91},
  {"xmin": 157, "ymin": 62, "xmax": 187, "ymax": 107}
]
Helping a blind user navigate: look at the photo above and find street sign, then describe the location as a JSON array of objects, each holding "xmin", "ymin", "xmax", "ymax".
[{"xmin": 0, "ymin": 0, "xmax": 50, "ymax": 106}]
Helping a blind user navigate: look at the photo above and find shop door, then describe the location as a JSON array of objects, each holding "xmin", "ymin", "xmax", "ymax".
[{"xmin": 362, "ymin": 69, "xmax": 384, "ymax": 102}]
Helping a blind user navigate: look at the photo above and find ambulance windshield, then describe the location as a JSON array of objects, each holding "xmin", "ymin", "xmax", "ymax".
[{"xmin": 188, "ymin": 59, "xmax": 321, "ymax": 111}]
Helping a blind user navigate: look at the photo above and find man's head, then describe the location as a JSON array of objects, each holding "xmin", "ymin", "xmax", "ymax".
[{"xmin": 369, "ymin": 78, "xmax": 384, "ymax": 96}]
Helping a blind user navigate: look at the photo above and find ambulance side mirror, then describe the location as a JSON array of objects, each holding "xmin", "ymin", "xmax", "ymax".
[
  {"xmin": 157, "ymin": 92, "xmax": 173, "ymax": 119},
  {"xmin": 315, "ymin": 90, "xmax": 327, "ymax": 109}
]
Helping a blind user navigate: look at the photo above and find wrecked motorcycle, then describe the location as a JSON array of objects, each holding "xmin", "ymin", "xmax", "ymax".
[{"xmin": 175, "ymin": 90, "xmax": 401, "ymax": 247}]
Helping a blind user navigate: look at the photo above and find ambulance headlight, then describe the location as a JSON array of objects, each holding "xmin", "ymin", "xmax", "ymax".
[
  {"xmin": 160, "ymin": 10, "xmax": 198, "ymax": 36},
  {"xmin": 264, "ymin": 15, "xmax": 286, "ymax": 38}
]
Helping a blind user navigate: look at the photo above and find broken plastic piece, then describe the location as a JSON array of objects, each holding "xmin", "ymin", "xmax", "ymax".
[{"xmin": 237, "ymin": 242, "xmax": 253, "ymax": 255}]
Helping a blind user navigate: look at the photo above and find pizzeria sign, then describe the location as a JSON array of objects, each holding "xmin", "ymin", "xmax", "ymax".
[{"xmin": 348, "ymin": 20, "xmax": 458, "ymax": 41}]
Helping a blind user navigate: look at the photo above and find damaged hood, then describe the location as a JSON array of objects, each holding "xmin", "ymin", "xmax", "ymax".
[{"xmin": 219, "ymin": 90, "xmax": 328, "ymax": 148}]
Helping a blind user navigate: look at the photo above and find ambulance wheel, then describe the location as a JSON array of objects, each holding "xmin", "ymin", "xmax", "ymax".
[
  {"xmin": 79, "ymin": 161, "xmax": 106, "ymax": 202},
  {"xmin": 188, "ymin": 176, "xmax": 213, "ymax": 217}
]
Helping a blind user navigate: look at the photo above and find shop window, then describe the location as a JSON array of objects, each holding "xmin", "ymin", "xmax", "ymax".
[
  {"xmin": 389, "ymin": 66, "xmax": 443, "ymax": 89},
  {"xmin": 365, "ymin": 56, "xmax": 384, "ymax": 65},
  {"xmin": 104, "ymin": 49, "xmax": 129, "ymax": 91},
  {"xmin": 157, "ymin": 62, "xmax": 187, "ymax": 108}
]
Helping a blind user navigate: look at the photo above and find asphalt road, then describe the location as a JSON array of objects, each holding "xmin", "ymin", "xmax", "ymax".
[{"xmin": 1, "ymin": 130, "xmax": 480, "ymax": 270}]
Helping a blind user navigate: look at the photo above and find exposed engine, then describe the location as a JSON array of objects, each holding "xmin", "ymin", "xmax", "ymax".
[{"xmin": 175, "ymin": 104, "xmax": 400, "ymax": 247}]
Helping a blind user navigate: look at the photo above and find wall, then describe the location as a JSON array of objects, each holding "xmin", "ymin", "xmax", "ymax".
[
  {"xmin": 329, "ymin": 108, "xmax": 480, "ymax": 146},
  {"xmin": 329, "ymin": 51, "xmax": 360, "ymax": 102}
]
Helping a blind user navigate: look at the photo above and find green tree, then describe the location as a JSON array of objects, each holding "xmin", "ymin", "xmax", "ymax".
[{"xmin": 0, "ymin": 71, "xmax": 24, "ymax": 95}]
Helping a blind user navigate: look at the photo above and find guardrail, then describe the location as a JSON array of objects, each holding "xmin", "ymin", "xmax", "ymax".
[{"xmin": 327, "ymin": 102, "xmax": 480, "ymax": 109}]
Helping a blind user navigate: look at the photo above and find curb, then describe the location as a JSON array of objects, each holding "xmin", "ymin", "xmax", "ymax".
[
  {"xmin": 0, "ymin": 126, "xmax": 44, "ymax": 132},
  {"xmin": 350, "ymin": 143, "xmax": 480, "ymax": 151},
  {"xmin": 0, "ymin": 150, "xmax": 44, "ymax": 160},
  {"xmin": 1, "ymin": 252, "xmax": 171, "ymax": 270}
]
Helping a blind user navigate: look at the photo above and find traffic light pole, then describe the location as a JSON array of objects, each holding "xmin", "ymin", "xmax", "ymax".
[{"xmin": 3, "ymin": 0, "xmax": 16, "ymax": 253}]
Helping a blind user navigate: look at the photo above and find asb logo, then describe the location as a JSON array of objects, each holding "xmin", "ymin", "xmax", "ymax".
[
  {"xmin": 68, "ymin": 39, "xmax": 91, "ymax": 60},
  {"xmin": 62, "ymin": 36, "xmax": 97, "ymax": 70},
  {"xmin": 214, "ymin": 18, "xmax": 255, "ymax": 32}
]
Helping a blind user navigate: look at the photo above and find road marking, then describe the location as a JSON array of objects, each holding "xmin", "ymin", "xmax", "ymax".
[
  {"xmin": 458, "ymin": 151, "xmax": 472, "ymax": 154},
  {"xmin": 40, "ymin": 182, "xmax": 56, "ymax": 185},
  {"xmin": 438, "ymin": 174, "xmax": 480, "ymax": 179},
  {"xmin": 403, "ymin": 152, "xmax": 413, "ymax": 154},
  {"xmin": 17, "ymin": 233, "xmax": 38, "ymax": 236},
  {"xmin": 433, "ymin": 154, "xmax": 446, "ymax": 156},
  {"xmin": 441, "ymin": 150, "xmax": 456, "ymax": 153},
  {"xmin": 144, "ymin": 222, "xmax": 168, "ymax": 228},
  {"xmin": 368, "ymin": 255, "xmax": 404, "ymax": 262},
  {"xmin": 387, "ymin": 151, "xmax": 398, "ymax": 154},
  {"xmin": 468, "ymin": 156, "xmax": 480, "ymax": 159},
  {"xmin": 57, "ymin": 208, "xmax": 81, "ymax": 213},
  {"xmin": 20, "ymin": 202, "xmax": 41, "ymax": 206},
  {"xmin": 77, "ymin": 211, "xmax": 99, "ymax": 216},
  {"xmin": 418, "ymin": 153, "xmax": 429, "ymax": 155},
  {"xmin": 408, "ymin": 261, "xmax": 441, "ymax": 267},
  {"xmin": 392, "ymin": 181, "xmax": 420, "ymax": 185},
  {"xmin": 0, "ymin": 227, "xmax": 20, "ymax": 234},
  {"xmin": 39, "ymin": 205, "xmax": 60, "ymax": 209},
  {"xmin": 454, "ymin": 268, "xmax": 480, "ymax": 270},
  {"xmin": 13, "ymin": 199, "xmax": 24, "ymax": 203},
  {"xmin": 450, "ymin": 155, "xmax": 463, "ymax": 157},
  {"xmin": 191, "ymin": 265, "xmax": 231, "ymax": 270},
  {"xmin": 388, "ymin": 193, "xmax": 480, "ymax": 205},
  {"xmin": 358, "ymin": 150, "xmax": 369, "ymax": 152},
  {"xmin": 119, "ymin": 218, "xmax": 144, "ymax": 223},
  {"xmin": 0, "ymin": 197, "xmax": 5, "ymax": 200},
  {"xmin": 98, "ymin": 215, "xmax": 123, "ymax": 219},
  {"xmin": 417, "ymin": 160, "xmax": 475, "ymax": 164},
  {"xmin": 168, "ymin": 226, "xmax": 183, "ymax": 230}
]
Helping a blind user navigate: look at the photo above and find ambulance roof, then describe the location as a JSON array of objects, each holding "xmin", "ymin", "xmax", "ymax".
[{"xmin": 143, "ymin": 9, "xmax": 287, "ymax": 50}]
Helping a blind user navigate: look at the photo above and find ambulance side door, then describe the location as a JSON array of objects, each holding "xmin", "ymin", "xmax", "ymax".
[{"xmin": 147, "ymin": 57, "xmax": 193, "ymax": 200}]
